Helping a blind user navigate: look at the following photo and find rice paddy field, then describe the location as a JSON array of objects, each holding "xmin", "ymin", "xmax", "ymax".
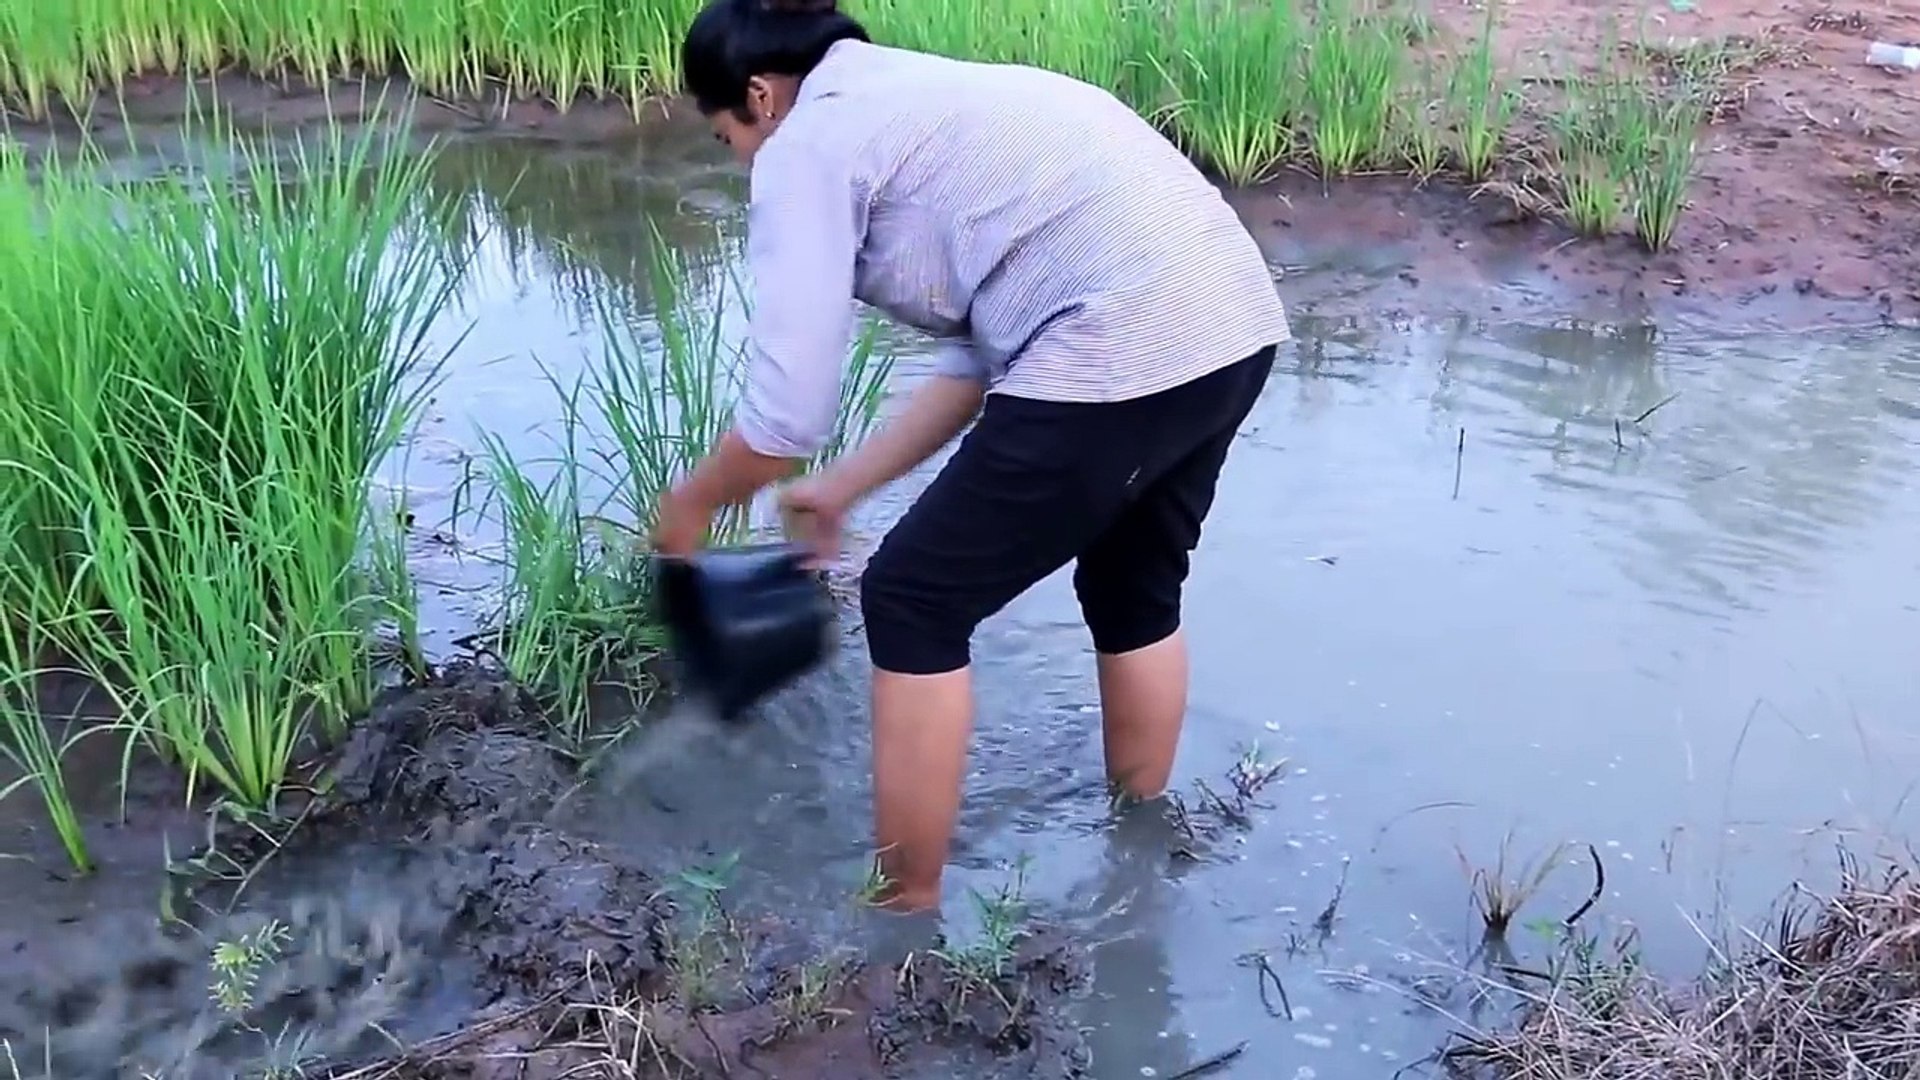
[
  {"xmin": 0, "ymin": 0, "xmax": 1765, "ymax": 250},
  {"xmin": 3, "ymin": 0, "xmax": 1920, "ymax": 1077}
]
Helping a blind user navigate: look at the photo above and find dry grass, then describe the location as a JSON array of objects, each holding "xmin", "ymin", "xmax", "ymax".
[{"xmin": 1446, "ymin": 855, "xmax": 1920, "ymax": 1079}]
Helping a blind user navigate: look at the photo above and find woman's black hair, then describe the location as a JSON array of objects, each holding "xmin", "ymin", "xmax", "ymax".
[{"xmin": 681, "ymin": 0, "xmax": 871, "ymax": 118}]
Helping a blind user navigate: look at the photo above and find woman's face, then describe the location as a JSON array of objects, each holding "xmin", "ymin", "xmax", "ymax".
[
  {"xmin": 708, "ymin": 110, "xmax": 773, "ymax": 166},
  {"xmin": 707, "ymin": 75, "xmax": 796, "ymax": 166}
]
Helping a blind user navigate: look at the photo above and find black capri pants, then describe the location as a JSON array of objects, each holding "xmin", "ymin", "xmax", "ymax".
[{"xmin": 860, "ymin": 345, "xmax": 1276, "ymax": 675}]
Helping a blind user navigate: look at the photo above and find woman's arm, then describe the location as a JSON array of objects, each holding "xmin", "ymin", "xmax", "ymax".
[
  {"xmin": 815, "ymin": 369, "xmax": 985, "ymax": 504},
  {"xmin": 654, "ymin": 139, "xmax": 864, "ymax": 552}
]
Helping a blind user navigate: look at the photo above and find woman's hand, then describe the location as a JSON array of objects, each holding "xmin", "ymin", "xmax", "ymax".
[
  {"xmin": 778, "ymin": 474, "xmax": 855, "ymax": 565},
  {"xmin": 651, "ymin": 485, "xmax": 713, "ymax": 558}
]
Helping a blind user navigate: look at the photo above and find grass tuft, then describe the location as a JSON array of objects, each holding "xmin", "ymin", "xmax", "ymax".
[
  {"xmin": 1449, "ymin": 856, "xmax": 1920, "ymax": 1079},
  {"xmin": 0, "ymin": 119, "xmax": 461, "ymax": 824}
]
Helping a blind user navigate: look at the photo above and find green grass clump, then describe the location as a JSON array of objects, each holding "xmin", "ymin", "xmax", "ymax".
[
  {"xmin": 1552, "ymin": 50, "xmax": 1708, "ymax": 250},
  {"xmin": 0, "ymin": 122, "xmax": 460, "ymax": 858},
  {"xmin": 1444, "ymin": 8, "xmax": 1518, "ymax": 183},
  {"xmin": 1150, "ymin": 0, "xmax": 1305, "ymax": 186}
]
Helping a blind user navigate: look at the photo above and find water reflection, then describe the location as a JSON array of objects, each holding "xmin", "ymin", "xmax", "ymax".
[{"xmin": 420, "ymin": 130, "xmax": 744, "ymax": 324}]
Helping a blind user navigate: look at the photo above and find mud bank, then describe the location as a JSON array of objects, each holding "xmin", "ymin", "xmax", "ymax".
[
  {"xmin": 0, "ymin": 665, "xmax": 1091, "ymax": 1079},
  {"xmin": 14, "ymin": 41, "xmax": 1918, "ymax": 333}
]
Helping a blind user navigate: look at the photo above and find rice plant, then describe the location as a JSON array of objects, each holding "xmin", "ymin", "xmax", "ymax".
[
  {"xmin": 0, "ymin": 121, "xmax": 461, "ymax": 813},
  {"xmin": 1630, "ymin": 118, "xmax": 1699, "ymax": 252},
  {"xmin": 0, "ymin": 615, "xmax": 91, "ymax": 875},
  {"xmin": 0, "ymin": 0, "xmax": 1717, "ymax": 292},
  {"xmin": 1552, "ymin": 68, "xmax": 1634, "ymax": 236},
  {"xmin": 1302, "ymin": 0, "xmax": 1409, "ymax": 176},
  {"xmin": 1151, "ymin": 0, "xmax": 1304, "ymax": 185},
  {"xmin": 1444, "ymin": 9, "xmax": 1517, "ymax": 182},
  {"xmin": 1398, "ymin": 54, "xmax": 1449, "ymax": 181}
]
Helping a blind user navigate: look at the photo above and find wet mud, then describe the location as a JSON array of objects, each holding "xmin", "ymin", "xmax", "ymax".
[{"xmin": 0, "ymin": 665, "xmax": 1091, "ymax": 1079}]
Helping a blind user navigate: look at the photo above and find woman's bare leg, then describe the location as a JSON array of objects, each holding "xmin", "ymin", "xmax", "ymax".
[
  {"xmin": 1095, "ymin": 629, "xmax": 1188, "ymax": 800},
  {"xmin": 870, "ymin": 666, "xmax": 974, "ymax": 911}
]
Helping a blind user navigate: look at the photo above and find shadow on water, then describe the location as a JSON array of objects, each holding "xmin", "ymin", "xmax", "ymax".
[{"xmin": 6, "ymin": 116, "xmax": 1920, "ymax": 1079}]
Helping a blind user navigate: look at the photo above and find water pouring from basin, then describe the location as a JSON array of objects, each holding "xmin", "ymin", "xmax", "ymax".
[{"xmin": 652, "ymin": 541, "xmax": 836, "ymax": 722}]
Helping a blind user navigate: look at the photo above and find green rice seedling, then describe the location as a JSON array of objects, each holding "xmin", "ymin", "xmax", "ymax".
[
  {"xmin": 1302, "ymin": 0, "xmax": 1410, "ymax": 176},
  {"xmin": 471, "ymin": 406, "xmax": 650, "ymax": 749},
  {"xmin": 1624, "ymin": 61, "xmax": 1710, "ymax": 251},
  {"xmin": 1151, "ymin": 0, "xmax": 1305, "ymax": 185},
  {"xmin": 1399, "ymin": 53, "xmax": 1449, "ymax": 181},
  {"xmin": 1445, "ymin": 9, "xmax": 1518, "ymax": 182},
  {"xmin": 1551, "ymin": 69, "xmax": 1631, "ymax": 236},
  {"xmin": 0, "ymin": 615, "xmax": 91, "ymax": 875},
  {"xmin": 366, "ymin": 486, "xmax": 429, "ymax": 682},
  {"xmin": 1630, "ymin": 113, "xmax": 1700, "ymax": 252},
  {"xmin": 1554, "ymin": 148, "xmax": 1626, "ymax": 237},
  {"xmin": 0, "ymin": 121, "xmax": 461, "ymax": 812}
]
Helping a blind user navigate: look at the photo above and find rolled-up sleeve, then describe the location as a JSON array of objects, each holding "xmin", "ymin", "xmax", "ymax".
[{"xmin": 734, "ymin": 136, "xmax": 865, "ymax": 459}]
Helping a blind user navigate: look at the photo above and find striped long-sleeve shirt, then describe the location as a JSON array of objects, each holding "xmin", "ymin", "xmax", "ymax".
[{"xmin": 736, "ymin": 38, "xmax": 1291, "ymax": 458}]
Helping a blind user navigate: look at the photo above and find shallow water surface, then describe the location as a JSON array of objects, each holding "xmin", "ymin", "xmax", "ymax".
[
  {"xmin": 9, "ymin": 116, "xmax": 1919, "ymax": 1078},
  {"xmin": 359, "ymin": 127, "xmax": 1920, "ymax": 1078}
]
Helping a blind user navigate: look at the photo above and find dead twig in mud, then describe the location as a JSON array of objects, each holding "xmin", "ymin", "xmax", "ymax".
[
  {"xmin": 1191, "ymin": 778, "xmax": 1249, "ymax": 829},
  {"xmin": 692, "ymin": 1012, "xmax": 731, "ymax": 1078},
  {"xmin": 1167, "ymin": 1040, "xmax": 1249, "ymax": 1079},
  {"xmin": 1156, "ymin": 744, "xmax": 1289, "ymax": 863},
  {"xmin": 326, "ymin": 978, "xmax": 584, "ymax": 1079},
  {"xmin": 1314, "ymin": 857, "xmax": 1354, "ymax": 941},
  {"xmin": 1562, "ymin": 844, "xmax": 1605, "ymax": 928},
  {"xmin": 1632, "ymin": 391, "xmax": 1680, "ymax": 426},
  {"xmin": 1232, "ymin": 948, "xmax": 1296, "ymax": 1020},
  {"xmin": 1452, "ymin": 427, "xmax": 1466, "ymax": 500}
]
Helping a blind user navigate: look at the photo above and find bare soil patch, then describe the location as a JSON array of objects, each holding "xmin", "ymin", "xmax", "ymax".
[{"xmin": 1269, "ymin": 0, "xmax": 1920, "ymax": 327}]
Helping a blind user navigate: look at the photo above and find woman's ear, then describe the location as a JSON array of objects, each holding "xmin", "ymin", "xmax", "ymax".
[{"xmin": 744, "ymin": 76, "xmax": 776, "ymax": 122}]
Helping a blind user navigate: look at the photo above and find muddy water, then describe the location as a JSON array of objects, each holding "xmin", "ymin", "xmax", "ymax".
[
  {"xmin": 362, "ymin": 121, "xmax": 1920, "ymax": 1076},
  {"xmin": 8, "ymin": 109, "xmax": 1920, "ymax": 1077}
]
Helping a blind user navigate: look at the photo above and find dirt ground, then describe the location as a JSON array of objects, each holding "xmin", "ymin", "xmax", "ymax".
[
  {"xmin": 1249, "ymin": 0, "xmax": 1920, "ymax": 328},
  {"xmin": 0, "ymin": 665, "xmax": 1092, "ymax": 1079}
]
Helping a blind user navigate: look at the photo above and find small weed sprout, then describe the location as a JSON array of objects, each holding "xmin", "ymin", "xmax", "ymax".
[
  {"xmin": 210, "ymin": 919, "xmax": 293, "ymax": 1017},
  {"xmin": 933, "ymin": 856, "xmax": 1032, "ymax": 1002},
  {"xmin": 776, "ymin": 952, "xmax": 856, "ymax": 1034},
  {"xmin": 660, "ymin": 851, "xmax": 744, "ymax": 1011},
  {"xmin": 855, "ymin": 849, "xmax": 894, "ymax": 908},
  {"xmin": 1458, "ymin": 834, "xmax": 1572, "ymax": 936}
]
